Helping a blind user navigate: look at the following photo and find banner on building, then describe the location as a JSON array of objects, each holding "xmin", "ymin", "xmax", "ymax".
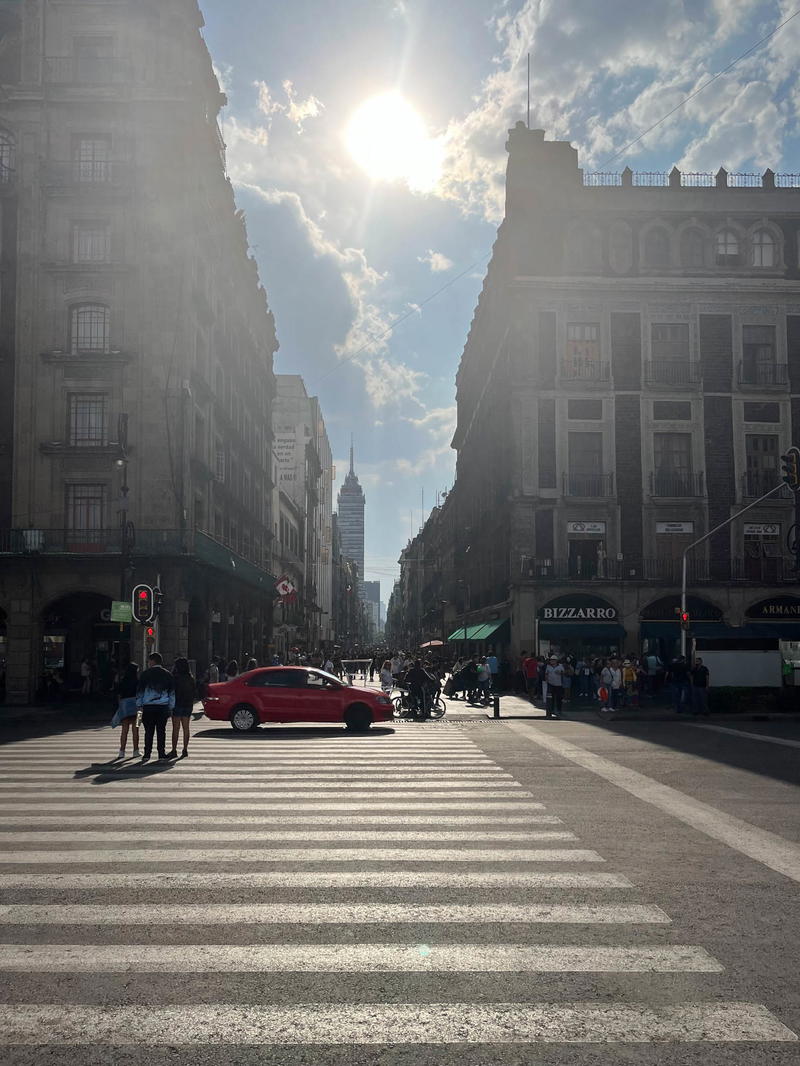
[{"xmin": 275, "ymin": 575, "xmax": 298, "ymax": 604}]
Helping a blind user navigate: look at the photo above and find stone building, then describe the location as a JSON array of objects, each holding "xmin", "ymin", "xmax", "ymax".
[
  {"xmin": 0, "ymin": 1, "xmax": 279, "ymax": 702},
  {"xmin": 444, "ymin": 125, "xmax": 800, "ymax": 678}
]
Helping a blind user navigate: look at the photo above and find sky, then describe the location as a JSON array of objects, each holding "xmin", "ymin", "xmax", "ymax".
[{"xmin": 200, "ymin": 0, "xmax": 800, "ymax": 597}]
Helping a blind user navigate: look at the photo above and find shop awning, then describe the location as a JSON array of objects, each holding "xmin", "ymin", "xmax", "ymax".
[
  {"xmin": 538, "ymin": 622, "xmax": 626, "ymax": 639},
  {"xmin": 447, "ymin": 624, "xmax": 486, "ymax": 641}
]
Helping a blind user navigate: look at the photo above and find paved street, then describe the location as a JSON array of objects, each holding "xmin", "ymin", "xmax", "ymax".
[{"xmin": 0, "ymin": 707, "xmax": 799, "ymax": 1063}]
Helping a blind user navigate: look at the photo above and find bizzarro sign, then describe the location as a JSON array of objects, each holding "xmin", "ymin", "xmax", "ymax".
[{"xmin": 538, "ymin": 595, "xmax": 618, "ymax": 622}]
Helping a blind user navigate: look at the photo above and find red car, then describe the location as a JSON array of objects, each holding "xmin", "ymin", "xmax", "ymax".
[{"xmin": 202, "ymin": 666, "xmax": 394, "ymax": 732}]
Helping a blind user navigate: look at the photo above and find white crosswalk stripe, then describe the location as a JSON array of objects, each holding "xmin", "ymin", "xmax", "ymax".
[{"xmin": 0, "ymin": 721, "xmax": 793, "ymax": 1054}]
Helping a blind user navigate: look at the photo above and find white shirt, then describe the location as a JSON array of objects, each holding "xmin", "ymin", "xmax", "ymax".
[
  {"xmin": 324, "ymin": 659, "xmax": 334, "ymax": 673},
  {"xmin": 545, "ymin": 663, "xmax": 564, "ymax": 687}
]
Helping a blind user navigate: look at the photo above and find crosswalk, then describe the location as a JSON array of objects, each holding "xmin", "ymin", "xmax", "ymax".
[{"xmin": 0, "ymin": 722, "xmax": 795, "ymax": 1056}]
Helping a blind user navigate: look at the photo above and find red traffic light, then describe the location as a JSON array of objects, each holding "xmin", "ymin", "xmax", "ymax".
[
  {"xmin": 145, "ymin": 626, "xmax": 155, "ymax": 640},
  {"xmin": 138, "ymin": 590, "xmax": 148, "ymax": 600},
  {"xmin": 131, "ymin": 584, "xmax": 154, "ymax": 624},
  {"xmin": 680, "ymin": 611, "xmax": 690, "ymax": 630}
]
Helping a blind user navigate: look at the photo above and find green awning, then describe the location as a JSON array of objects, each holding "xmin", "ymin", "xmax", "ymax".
[{"xmin": 447, "ymin": 624, "xmax": 485, "ymax": 641}]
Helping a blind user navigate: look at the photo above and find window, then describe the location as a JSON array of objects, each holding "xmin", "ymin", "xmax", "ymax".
[
  {"xmin": 654, "ymin": 433, "xmax": 693, "ymax": 495},
  {"xmin": 742, "ymin": 325, "xmax": 777, "ymax": 383},
  {"xmin": 66, "ymin": 484, "xmax": 105, "ymax": 532},
  {"xmin": 743, "ymin": 402, "xmax": 780, "ymax": 423},
  {"xmin": 752, "ymin": 229, "xmax": 775, "ymax": 268},
  {"xmin": 70, "ymin": 304, "xmax": 110, "ymax": 354},
  {"xmin": 72, "ymin": 221, "xmax": 110, "ymax": 263},
  {"xmin": 745, "ymin": 435, "xmax": 778, "ymax": 496},
  {"xmin": 564, "ymin": 323, "xmax": 601, "ymax": 378},
  {"xmin": 651, "ymin": 323, "xmax": 689, "ymax": 360},
  {"xmin": 644, "ymin": 228, "xmax": 671, "ymax": 268},
  {"xmin": 213, "ymin": 509, "xmax": 223, "ymax": 540},
  {"xmin": 567, "ymin": 431, "xmax": 604, "ymax": 495},
  {"xmin": 715, "ymin": 229, "xmax": 740, "ymax": 266},
  {"xmin": 68, "ymin": 394, "xmax": 107, "ymax": 446},
  {"xmin": 246, "ymin": 669, "xmax": 304, "ymax": 688},
  {"xmin": 73, "ymin": 36, "xmax": 114, "ymax": 82},
  {"xmin": 72, "ymin": 136, "xmax": 111, "ymax": 182},
  {"xmin": 653, "ymin": 401, "xmax": 691, "ymax": 420},
  {"xmin": 567, "ymin": 399, "xmax": 603, "ymax": 420},
  {"xmin": 744, "ymin": 525, "xmax": 781, "ymax": 581},
  {"xmin": 0, "ymin": 128, "xmax": 15, "ymax": 182},
  {"xmin": 680, "ymin": 228, "xmax": 705, "ymax": 269},
  {"xmin": 214, "ymin": 439, "xmax": 225, "ymax": 482}
]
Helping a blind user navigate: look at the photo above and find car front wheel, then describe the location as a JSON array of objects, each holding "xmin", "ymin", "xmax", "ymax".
[
  {"xmin": 230, "ymin": 704, "xmax": 260, "ymax": 732},
  {"xmin": 344, "ymin": 705, "xmax": 373, "ymax": 732}
]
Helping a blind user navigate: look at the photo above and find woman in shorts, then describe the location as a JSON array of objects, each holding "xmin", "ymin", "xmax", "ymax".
[{"xmin": 167, "ymin": 657, "xmax": 196, "ymax": 760}]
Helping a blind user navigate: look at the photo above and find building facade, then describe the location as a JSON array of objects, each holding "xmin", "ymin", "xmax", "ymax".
[
  {"xmin": 443, "ymin": 125, "xmax": 800, "ymax": 673},
  {"xmin": 336, "ymin": 443, "xmax": 365, "ymax": 599},
  {"xmin": 0, "ymin": 0, "xmax": 279, "ymax": 701}
]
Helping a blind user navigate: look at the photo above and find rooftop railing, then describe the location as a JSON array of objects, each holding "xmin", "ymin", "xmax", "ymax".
[{"xmin": 582, "ymin": 167, "xmax": 799, "ymax": 188}]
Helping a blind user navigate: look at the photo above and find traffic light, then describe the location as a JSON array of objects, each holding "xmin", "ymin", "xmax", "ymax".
[
  {"xmin": 152, "ymin": 586, "xmax": 164, "ymax": 618},
  {"xmin": 131, "ymin": 584, "xmax": 154, "ymax": 624},
  {"xmin": 780, "ymin": 446, "xmax": 800, "ymax": 492},
  {"xmin": 145, "ymin": 625, "xmax": 156, "ymax": 643},
  {"xmin": 680, "ymin": 611, "xmax": 690, "ymax": 631}
]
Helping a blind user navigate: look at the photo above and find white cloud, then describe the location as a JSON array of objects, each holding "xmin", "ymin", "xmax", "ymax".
[
  {"xmin": 417, "ymin": 249, "xmax": 454, "ymax": 272},
  {"xmin": 282, "ymin": 79, "xmax": 325, "ymax": 133}
]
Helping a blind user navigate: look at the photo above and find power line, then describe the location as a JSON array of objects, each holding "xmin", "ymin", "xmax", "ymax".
[{"xmin": 597, "ymin": 6, "xmax": 800, "ymax": 169}]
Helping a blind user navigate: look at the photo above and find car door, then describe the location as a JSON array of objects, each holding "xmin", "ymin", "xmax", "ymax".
[
  {"xmin": 302, "ymin": 670, "xmax": 346, "ymax": 723},
  {"xmin": 244, "ymin": 669, "xmax": 302, "ymax": 722}
]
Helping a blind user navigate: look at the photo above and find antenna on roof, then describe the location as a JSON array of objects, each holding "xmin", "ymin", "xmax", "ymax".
[{"xmin": 527, "ymin": 52, "xmax": 531, "ymax": 129}]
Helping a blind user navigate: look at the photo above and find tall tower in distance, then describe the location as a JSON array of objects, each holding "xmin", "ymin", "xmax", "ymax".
[{"xmin": 337, "ymin": 439, "xmax": 366, "ymax": 600}]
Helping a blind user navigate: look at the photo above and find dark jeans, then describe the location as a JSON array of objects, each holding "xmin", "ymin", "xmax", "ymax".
[
  {"xmin": 548, "ymin": 685, "xmax": 563, "ymax": 715},
  {"xmin": 673, "ymin": 682, "xmax": 690, "ymax": 712},
  {"xmin": 141, "ymin": 706, "xmax": 170, "ymax": 757},
  {"xmin": 691, "ymin": 686, "xmax": 709, "ymax": 715}
]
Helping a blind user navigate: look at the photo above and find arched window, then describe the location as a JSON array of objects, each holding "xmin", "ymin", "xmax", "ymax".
[
  {"xmin": 0, "ymin": 128, "xmax": 15, "ymax": 183},
  {"xmin": 566, "ymin": 225, "xmax": 603, "ymax": 273},
  {"xmin": 680, "ymin": 228, "xmax": 705, "ymax": 269},
  {"xmin": 752, "ymin": 229, "xmax": 775, "ymax": 268},
  {"xmin": 715, "ymin": 230, "xmax": 740, "ymax": 266},
  {"xmin": 644, "ymin": 227, "xmax": 671, "ymax": 268},
  {"xmin": 70, "ymin": 304, "xmax": 110, "ymax": 354}
]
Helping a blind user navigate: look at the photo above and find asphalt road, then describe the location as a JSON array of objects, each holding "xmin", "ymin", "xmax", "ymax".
[{"xmin": 0, "ymin": 697, "xmax": 799, "ymax": 1063}]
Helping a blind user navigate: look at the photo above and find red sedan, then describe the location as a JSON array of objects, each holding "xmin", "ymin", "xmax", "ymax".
[{"xmin": 202, "ymin": 666, "xmax": 394, "ymax": 732}]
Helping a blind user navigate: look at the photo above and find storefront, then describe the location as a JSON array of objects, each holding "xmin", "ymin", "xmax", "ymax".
[
  {"xmin": 536, "ymin": 594, "xmax": 625, "ymax": 659},
  {"xmin": 639, "ymin": 595, "xmax": 723, "ymax": 663},
  {"xmin": 745, "ymin": 597, "xmax": 800, "ymax": 684}
]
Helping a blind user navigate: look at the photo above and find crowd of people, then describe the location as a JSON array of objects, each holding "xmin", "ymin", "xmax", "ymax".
[
  {"xmin": 111, "ymin": 652, "xmax": 198, "ymax": 763},
  {"xmin": 519, "ymin": 650, "xmax": 710, "ymax": 718}
]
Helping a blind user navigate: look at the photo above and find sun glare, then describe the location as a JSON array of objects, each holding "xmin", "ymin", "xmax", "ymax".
[{"xmin": 345, "ymin": 92, "xmax": 443, "ymax": 192}]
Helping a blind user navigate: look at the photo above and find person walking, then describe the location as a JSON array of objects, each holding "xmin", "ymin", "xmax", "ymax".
[
  {"xmin": 112, "ymin": 662, "xmax": 140, "ymax": 760},
  {"xmin": 666, "ymin": 655, "xmax": 691, "ymax": 713},
  {"xmin": 245, "ymin": 657, "xmax": 258, "ymax": 672},
  {"xmin": 167, "ymin": 657, "xmax": 196, "ymax": 760},
  {"xmin": 136, "ymin": 652, "xmax": 176, "ymax": 763},
  {"xmin": 80, "ymin": 656, "xmax": 93, "ymax": 696},
  {"xmin": 225, "ymin": 659, "xmax": 239, "ymax": 679},
  {"xmin": 690, "ymin": 657, "xmax": 710, "ymax": 716},
  {"xmin": 544, "ymin": 655, "xmax": 564, "ymax": 718},
  {"xmin": 379, "ymin": 660, "xmax": 394, "ymax": 694}
]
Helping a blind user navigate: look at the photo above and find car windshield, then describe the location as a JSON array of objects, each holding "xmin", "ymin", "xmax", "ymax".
[{"xmin": 307, "ymin": 669, "xmax": 341, "ymax": 687}]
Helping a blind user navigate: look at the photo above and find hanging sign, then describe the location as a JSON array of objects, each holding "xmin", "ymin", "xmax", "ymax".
[
  {"xmin": 110, "ymin": 601, "xmax": 132, "ymax": 623},
  {"xmin": 743, "ymin": 523, "xmax": 780, "ymax": 537},
  {"xmin": 275, "ymin": 575, "xmax": 298, "ymax": 604},
  {"xmin": 567, "ymin": 521, "xmax": 606, "ymax": 534},
  {"xmin": 656, "ymin": 522, "xmax": 694, "ymax": 534}
]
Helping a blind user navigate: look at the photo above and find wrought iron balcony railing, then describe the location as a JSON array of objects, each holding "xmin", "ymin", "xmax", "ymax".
[
  {"xmin": 645, "ymin": 360, "xmax": 702, "ymax": 386},
  {"xmin": 741, "ymin": 473, "xmax": 793, "ymax": 500},
  {"xmin": 44, "ymin": 56, "xmax": 133, "ymax": 85},
  {"xmin": 737, "ymin": 362, "xmax": 789, "ymax": 387},
  {"xmin": 43, "ymin": 160, "xmax": 130, "ymax": 186},
  {"xmin": 649, "ymin": 471, "xmax": 705, "ymax": 497},
  {"xmin": 560, "ymin": 357, "xmax": 611, "ymax": 381},
  {"xmin": 562, "ymin": 472, "xmax": 615, "ymax": 497}
]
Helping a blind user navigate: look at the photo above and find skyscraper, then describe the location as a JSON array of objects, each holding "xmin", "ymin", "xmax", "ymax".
[{"xmin": 336, "ymin": 441, "xmax": 365, "ymax": 599}]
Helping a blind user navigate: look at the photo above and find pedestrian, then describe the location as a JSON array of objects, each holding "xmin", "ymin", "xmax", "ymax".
[
  {"xmin": 477, "ymin": 657, "xmax": 492, "ymax": 703},
  {"xmin": 369, "ymin": 658, "xmax": 376, "ymax": 682},
  {"xmin": 207, "ymin": 657, "xmax": 220, "ymax": 685},
  {"xmin": 136, "ymin": 652, "xmax": 176, "ymax": 763},
  {"xmin": 666, "ymin": 655, "xmax": 691, "ymax": 713},
  {"xmin": 486, "ymin": 649, "xmax": 499, "ymax": 690},
  {"xmin": 167, "ymin": 656, "xmax": 196, "ymax": 760},
  {"xmin": 80, "ymin": 656, "xmax": 92, "ymax": 696},
  {"xmin": 562, "ymin": 657, "xmax": 574, "ymax": 703},
  {"xmin": 379, "ymin": 660, "xmax": 394, "ymax": 694},
  {"xmin": 606, "ymin": 657, "xmax": 624, "ymax": 710},
  {"xmin": 226, "ymin": 658, "xmax": 238, "ymax": 679},
  {"xmin": 645, "ymin": 650, "xmax": 663, "ymax": 696},
  {"xmin": 544, "ymin": 655, "xmax": 564, "ymax": 718},
  {"xmin": 245, "ymin": 657, "xmax": 258, "ymax": 671},
  {"xmin": 576, "ymin": 657, "xmax": 591, "ymax": 700},
  {"xmin": 690, "ymin": 657, "xmax": 710, "ymax": 716},
  {"xmin": 622, "ymin": 658, "xmax": 638, "ymax": 706},
  {"xmin": 324, "ymin": 654, "xmax": 335, "ymax": 674},
  {"xmin": 112, "ymin": 662, "xmax": 140, "ymax": 760}
]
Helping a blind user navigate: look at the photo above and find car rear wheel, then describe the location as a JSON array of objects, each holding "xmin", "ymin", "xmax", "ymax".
[
  {"xmin": 344, "ymin": 704, "xmax": 373, "ymax": 732},
  {"xmin": 230, "ymin": 704, "xmax": 260, "ymax": 732}
]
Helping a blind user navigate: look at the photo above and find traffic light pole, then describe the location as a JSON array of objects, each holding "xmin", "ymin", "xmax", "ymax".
[{"xmin": 681, "ymin": 480, "xmax": 788, "ymax": 658}]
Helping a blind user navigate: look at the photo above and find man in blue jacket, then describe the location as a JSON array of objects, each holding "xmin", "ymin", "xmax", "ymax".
[{"xmin": 136, "ymin": 652, "xmax": 176, "ymax": 762}]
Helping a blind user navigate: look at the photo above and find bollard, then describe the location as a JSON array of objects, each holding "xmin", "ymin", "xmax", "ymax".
[{"xmin": 493, "ymin": 694, "xmax": 501, "ymax": 718}]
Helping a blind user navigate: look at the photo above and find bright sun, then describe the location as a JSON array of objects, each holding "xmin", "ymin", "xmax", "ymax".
[{"xmin": 345, "ymin": 92, "xmax": 443, "ymax": 192}]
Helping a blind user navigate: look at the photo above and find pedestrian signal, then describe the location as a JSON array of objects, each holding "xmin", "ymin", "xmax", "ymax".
[
  {"xmin": 780, "ymin": 446, "xmax": 800, "ymax": 492},
  {"xmin": 145, "ymin": 626, "xmax": 155, "ymax": 643},
  {"xmin": 131, "ymin": 584, "xmax": 154, "ymax": 624},
  {"xmin": 680, "ymin": 611, "xmax": 690, "ymax": 631}
]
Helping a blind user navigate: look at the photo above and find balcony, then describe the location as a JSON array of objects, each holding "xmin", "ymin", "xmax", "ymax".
[
  {"xmin": 42, "ymin": 160, "xmax": 131, "ymax": 188},
  {"xmin": 527, "ymin": 558, "xmax": 712, "ymax": 583},
  {"xmin": 645, "ymin": 360, "xmax": 702, "ymax": 387},
  {"xmin": 731, "ymin": 557, "xmax": 797, "ymax": 583},
  {"xmin": 560, "ymin": 357, "xmax": 610, "ymax": 383},
  {"xmin": 737, "ymin": 362, "xmax": 789, "ymax": 388},
  {"xmin": 562, "ymin": 472, "xmax": 615, "ymax": 497},
  {"xmin": 649, "ymin": 471, "xmax": 705, "ymax": 497},
  {"xmin": 44, "ymin": 56, "xmax": 133, "ymax": 85},
  {"xmin": 741, "ymin": 472, "xmax": 793, "ymax": 501}
]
